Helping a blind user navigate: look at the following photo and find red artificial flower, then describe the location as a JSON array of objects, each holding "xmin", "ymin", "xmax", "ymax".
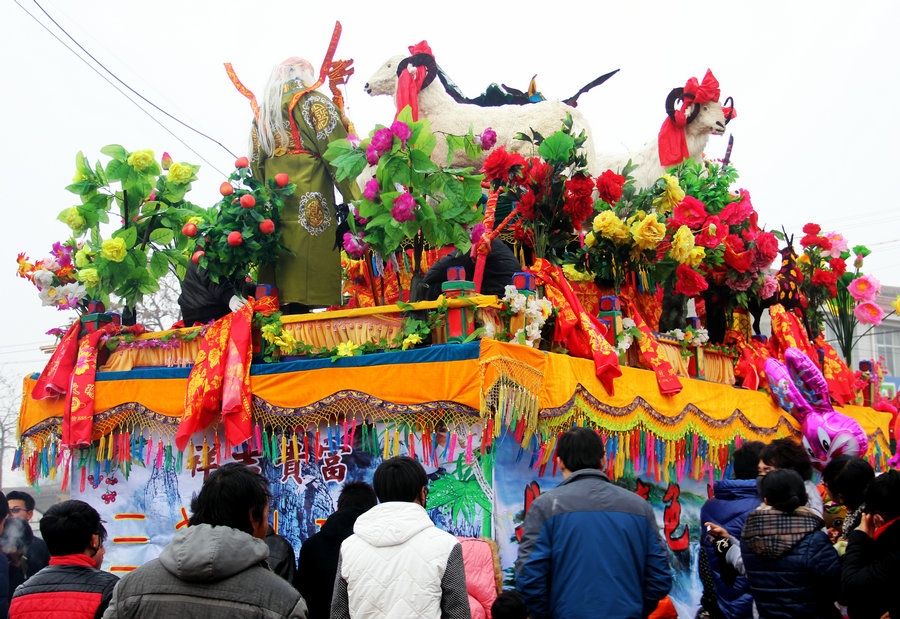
[
  {"xmin": 524, "ymin": 157, "xmax": 552, "ymax": 199},
  {"xmin": 811, "ymin": 269, "xmax": 838, "ymax": 297},
  {"xmin": 672, "ymin": 196, "xmax": 708, "ymax": 229},
  {"xmin": 596, "ymin": 169, "xmax": 625, "ymax": 205},
  {"xmin": 829, "ymin": 257, "xmax": 847, "ymax": 277},
  {"xmin": 752, "ymin": 231, "xmax": 779, "ymax": 270},
  {"xmin": 724, "ymin": 244, "xmax": 753, "ymax": 273},
  {"xmin": 695, "ymin": 215, "xmax": 728, "ymax": 249},
  {"xmin": 518, "ymin": 188, "xmax": 537, "ymax": 221},
  {"xmin": 481, "ymin": 148, "xmax": 526, "ymax": 183},
  {"xmin": 802, "ymin": 222, "xmax": 821, "ymax": 236},
  {"xmin": 511, "ymin": 219, "xmax": 533, "ymax": 246},
  {"xmin": 724, "ymin": 234, "xmax": 746, "ymax": 253},
  {"xmin": 563, "ymin": 173, "xmax": 595, "ymax": 229},
  {"xmin": 718, "ymin": 189, "xmax": 753, "ymax": 226},
  {"xmin": 674, "ymin": 264, "xmax": 709, "ymax": 297}
]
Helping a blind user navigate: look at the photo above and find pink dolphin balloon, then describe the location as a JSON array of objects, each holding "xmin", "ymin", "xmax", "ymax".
[{"xmin": 765, "ymin": 347, "xmax": 868, "ymax": 470}]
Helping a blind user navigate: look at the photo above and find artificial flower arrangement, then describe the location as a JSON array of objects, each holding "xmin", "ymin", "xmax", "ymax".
[
  {"xmin": 17, "ymin": 147, "xmax": 207, "ymax": 316},
  {"xmin": 324, "ymin": 106, "xmax": 487, "ymax": 300},
  {"xmin": 498, "ymin": 285, "xmax": 554, "ymax": 348},
  {"xmin": 615, "ymin": 317, "xmax": 643, "ymax": 353},
  {"xmin": 190, "ymin": 158, "xmax": 295, "ymax": 285},
  {"xmin": 663, "ymin": 324, "xmax": 711, "ymax": 358},
  {"xmin": 481, "ymin": 115, "xmax": 596, "ymax": 261},
  {"xmin": 795, "ymin": 223, "xmax": 899, "ymax": 366}
]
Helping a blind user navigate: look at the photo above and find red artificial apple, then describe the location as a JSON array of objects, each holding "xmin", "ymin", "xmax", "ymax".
[
  {"xmin": 182, "ymin": 222, "xmax": 197, "ymax": 237},
  {"xmin": 235, "ymin": 156, "xmax": 249, "ymax": 168},
  {"xmin": 274, "ymin": 173, "xmax": 289, "ymax": 187},
  {"xmin": 259, "ymin": 219, "xmax": 275, "ymax": 235},
  {"xmin": 227, "ymin": 231, "xmax": 243, "ymax": 246},
  {"xmin": 191, "ymin": 250, "xmax": 205, "ymax": 264},
  {"xmin": 240, "ymin": 194, "xmax": 256, "ymax": 209},
  {"xmin": 220, "ymin": 182, "xmax": 234, "ymax": 196}
]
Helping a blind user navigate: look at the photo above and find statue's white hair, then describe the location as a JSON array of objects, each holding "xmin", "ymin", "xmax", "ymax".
[{"xmin": 256, "ymin": 57, "xmax": 316, "ymax": 158}]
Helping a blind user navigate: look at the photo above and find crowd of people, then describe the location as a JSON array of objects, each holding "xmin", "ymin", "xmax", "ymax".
[{"xmin": 0, "ymin": 429, "xmax": 896, "ymax": 618}]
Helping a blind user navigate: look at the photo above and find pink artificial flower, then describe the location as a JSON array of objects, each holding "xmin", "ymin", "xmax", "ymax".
[
  {"xmin": 390, "ymin": 121, "xmax": 412, "ymax": 144},
  {"xmin": 848, "ymin": 274, "xmax": 881, "ymax": 302},
  {"xmin": 371, "ymin": 128, "xmax": 394, "ymax": 153},
  {"xmin": 760, "ymin": 272, "xmax": 778, "ymax": 299},
  {"xmin": 391, "ymin": 192, "xmax": 416, "ymax": 223},
  {"xmin": 469, "ymin": 222, "xmax": 486, "ymax": 245},
  {"xmin": 363, "ymin": 178, "xmax": 380, "ymax": 201},
  {"xmin": 51, "ymin": 241, "xmax": 73, "ymax": 268},
  {"xmin": 365, "ymin": 144, "xmax": 380, "ymax": 166},
  {"xmin": 855, "ymin": 301, "xmax": 885, "ymax": 326},
  {"xmin": 348, "ymin": 134, "xmax": 361, "ymax": 148},
  {"xmin": 342, "ymin": 232, "xmax": 369, "ymax": 259},
  {"xmin": 822, "ymin": 232, "xmax": 848, "ymax": 259},
  {"xmin": 480, "ymin": 127, "xmax": 497, "ymax": 150},
  {"xmin": 854, "ymin": 253, "xmax": 865, "ymax": 269},
  {"xmin": 725, "ymin": 273, "xmax": 753, "ymax": 292}
]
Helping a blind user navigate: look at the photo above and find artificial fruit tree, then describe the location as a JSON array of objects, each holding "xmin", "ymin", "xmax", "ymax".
[{"xmin": 324, "ymin": 106, "xmax": 486, "ymax": 301}]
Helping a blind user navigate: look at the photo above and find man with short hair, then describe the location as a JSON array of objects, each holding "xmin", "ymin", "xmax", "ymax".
[
  {"xmin": 0, "ymin": 492, "xmax": 10, "ymax": 617},
  {"xmin": 516, "ymin": 427, "xmax": 672, "ymax": 619},
  {"xmin": 9, "ymin": 499, "xmax": 118, "ymax": 618},
  {"xmin": 331, "ymin": 456, "xmax": 470, "ymax": 618},
  {"xmin": 296, "ymin": 481, "xmax": 377, "ymax": 618},
  {"xmin": 5, "ymin": 490, "xmax": 51, "ymax": 577},
  {"xmin": 101, "ymin": 463, "xmax": 307, "ymax": 618}
]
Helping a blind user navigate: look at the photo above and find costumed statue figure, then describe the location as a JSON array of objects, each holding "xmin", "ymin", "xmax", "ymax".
[
  {"xmin": 250, "ymin": 57, "xmax": 360, "ymax": 313},
  {"xmin": 765, "ymin": 347, "xmax": 869, "ymax": 470}
]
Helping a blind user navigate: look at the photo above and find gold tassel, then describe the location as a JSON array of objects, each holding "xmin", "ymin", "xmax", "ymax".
[
  {"xmin": 281, "ymin": 433, "xmax": 287, "ymax": 465},
  {"xmin": 292, "ymin": 432, "xmax": 299, "ymax": 460},
  {"xmin": 187, "ymin": 440, "xmax": 195, "ymax": 471},
  {"xmin": 97, "ymin": 435, "xmax": 105, "ymax": 462},
  {"xmin": 202, "ymin": 438, "xmax": 209, "ymax": 469}
]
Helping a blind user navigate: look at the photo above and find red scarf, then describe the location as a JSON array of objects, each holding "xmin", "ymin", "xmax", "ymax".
[{"xmin": 395, "ymin": 41, "xmax": 432, "ymax": 121}]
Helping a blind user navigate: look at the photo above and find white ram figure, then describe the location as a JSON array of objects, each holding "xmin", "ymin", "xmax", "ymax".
[
  {"xmin": 365, "ymin": 54, "xmax": 602, "ymax": 172},
  {"xmin": 596, "ymin": 69, "xmax": 735, "ymax": 189}
]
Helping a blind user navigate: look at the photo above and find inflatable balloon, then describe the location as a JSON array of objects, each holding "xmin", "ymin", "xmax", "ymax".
[{"xmin": 765, "ymin": 347, "xmax": 868, "ymax": 470}]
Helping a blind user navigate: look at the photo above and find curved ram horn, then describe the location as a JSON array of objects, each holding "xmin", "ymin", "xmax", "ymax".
[
  {"xmin": 722, "ymin": 96, "xmax": 736, "ymax": 125},
  {"xmin": 665, "ymin": 87, "xmax": 701, "ymax": 125}
]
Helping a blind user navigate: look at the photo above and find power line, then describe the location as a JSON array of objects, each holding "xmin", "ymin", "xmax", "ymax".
[
  {"xmin": 28, "ymin": 0, "xmax": 237, "ymax": 161},
  {"xmin": 12, "ymin": 0, "xmax": 231, "ymax": 177}
]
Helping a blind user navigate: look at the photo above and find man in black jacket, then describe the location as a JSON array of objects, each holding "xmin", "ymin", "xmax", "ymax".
[
  {"xmin": 5, "ymin": 491, "xmax": 51, "ymax": 579},
  {"xmin": 9, "ymin": 500, "xmax": 118, "ymax": 618},
  {"xmin": 294, "ymin": 482, "xmax": 376, "ymax": 619}
]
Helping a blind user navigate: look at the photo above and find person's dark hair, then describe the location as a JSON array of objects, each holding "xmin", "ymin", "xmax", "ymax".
[
  {"xmin": 337, "ymin": 481, "xmax": 378, "ymax": 511},
  {"xmin": 40, "ymin": 500, "xmax": 106, "ymax": 556},
  {"xmin": 865, "ymin": 469, "xmax": 900, "ymax": 521},
  {"xmin": 372, "ymin": 456, "xmax": 427, "ymax": 503},
  {"xmin": 188, "ymin": 463, "xmax": 271, "ymax": 535},
  {"xmin": 733, "ymin": 441, "xmax": 766, "ymax": 480},
  {"xmin": 0, "ymin": 491, "xmax": 8, "ymax": 521},
  {"xmin": 822, "ymin": 455, "xmax": 874, "ymax": 510},
  {"xmin": 491, "ymin": 590, "xmax": 528, "ymax": 619},
  {"xmin": 556, "ymin": 426, "xmax": 606, "ymax": 472},
  {"xmin": 5, "ymin": 491, "xmax": 35, "ymax": 512},
  {"xmin": 759, "ymin": 468, "xmax": 808, "ymax": 513},
  {"xmin": 760, "ymin": 438, "xmax": 813, "ymax": 481}
]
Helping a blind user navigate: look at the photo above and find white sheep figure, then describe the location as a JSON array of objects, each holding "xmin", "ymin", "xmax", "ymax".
[
  {"xmin": 365, "ymin": 53, "xmax": 602, "ymax": 172},
  {"xmin": 596, "ymin": 69, "xmax": 735, "ymax": 189}
]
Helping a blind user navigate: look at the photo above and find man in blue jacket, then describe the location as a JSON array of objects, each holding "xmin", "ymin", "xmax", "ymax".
[
  {"xmin": 698, "ymin": 441, "xmax": 764, "ymax": 619},
  {"xmin": 515, "ymin": 427, "xmax": 672, "ymax": 619}
]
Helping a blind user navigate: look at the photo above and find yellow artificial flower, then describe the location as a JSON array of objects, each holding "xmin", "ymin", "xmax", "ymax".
[
  {"xmin": 168, "ymin": 162, "xmax": 193, "ymax": 185},
  {"xmin": 584, "ymin": 232, "xmax": 598, "ymax": 248},
  {"xmin": 77, "ymin": 267, "xmax": 100, "ymax": 288},
  {"xmin": 101, "ymin": 237, "xmax": 127, "ymax": 262},
  {"xmin": 630, "ymin": 213, "xmax": 666, "ymax": 251},
  {"xmin": 562, "ymin": 264, "xmax": 595, "ymax": 282},
  {"xmin": 74, "ymin": 247, "xmax": 93, "ymax": 268},
  {"xmin": 272, "ymin": 331, "xmax": 298, "ymax": 354},
  {"xmin": 127, "ymin": 149, "xmax": 155, "ymax": 171},
  {"xmin": 894, "ymin": 295, "xmax": 900, "ymax": 315},
  {"xmin": 653, "ymin": 174, "xmax": 685, "ymax": 215},
  {"xmin": 402, "ymin": 333, "xmax": 423, "ymax": 350},
  {"xmin": 798, "ymin": 253, "xmax": 811, "ymax": 265},
  {"xmin": 63, "ymin": 207, "xmax": 86, "ymax": 233},
  {"xmin": 688, "ymin": 246, "xmax": 706, "ymax": 267},
  {"xmin": 670, "ymin": 225, "xmax": 695, "ymax": 264},
  {"xmin": 336, "ymin": 341, "xmax": 360, "ymax": 357},
  {"xmin": 626, "ymin": 210, "xmax": 647, "ymax": 226},
  {"xmin": 188, "ymin": 216, "xmax": 204, "ymax": 225},
  {"xmin": 592, "ymin": 211, "xmax": 630, "ymax": 244},
  {"xmin": 72, "ymin": 171, "xmax": 89, "ymax": 183}
]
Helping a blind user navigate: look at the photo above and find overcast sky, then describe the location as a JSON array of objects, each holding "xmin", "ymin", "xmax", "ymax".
[{"xmin": 3, "ymin": 0, "xmax": 899, "ymax": 382}]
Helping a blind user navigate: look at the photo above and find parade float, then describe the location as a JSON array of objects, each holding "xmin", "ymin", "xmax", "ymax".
[{"xmin": 14, "ymin": 32, "xmax": 899, "ymax": 614}]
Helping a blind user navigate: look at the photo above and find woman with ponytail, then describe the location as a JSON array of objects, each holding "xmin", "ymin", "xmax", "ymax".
[{"xmin": 738, "ymin": 469, "xmax": 842, "ymax": 618}]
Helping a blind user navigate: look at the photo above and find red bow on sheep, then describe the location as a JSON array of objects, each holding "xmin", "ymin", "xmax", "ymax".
[{"xmin": 395, "ymin": 41, "xmax": 434, "ymax": 121}]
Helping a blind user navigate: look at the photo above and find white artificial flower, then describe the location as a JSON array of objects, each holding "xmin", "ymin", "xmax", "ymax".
[
  {"xmin": 510, "ymin": 294, "xmax": 527, "ymax": 314},
  {"xmin": 622, "ymin": 317, "xmax": 636, "ymax": 330},
  {"xmin": 672, "ymin": 329, "xmax": 685, "ymax": 341},
  {"xmin": 59, "ymin": 282, "xmax": 87, "ymax": 302},
  {"xmin": 38, "ymin": 286, "xmax": 60, "ymax": 306},
  {"xmin": 32, "ymin": 269, "xmax": 55, "ymax": 290},
  {"xmin": 693, "ymin": 327, "xmax": 709, "ymax": 345},
  {"xmin": 617, "ymin": 333, "xmax": 633, "ymax": 352},
  {"xmin": 503, "ymin": 285, "xmax": 519, "ymax": 304},
  {"xmin": 42, "ymin": 258, "xmax": 61, "ymax": 272},
  {"xmin": 525, "ymin": 322, "xmax": 542, "ymax": 341}
]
